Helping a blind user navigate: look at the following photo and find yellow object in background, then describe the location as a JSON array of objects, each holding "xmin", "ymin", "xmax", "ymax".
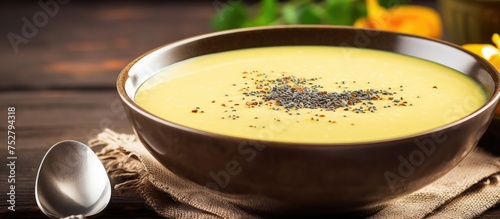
[
  {"xmin": 463, "ymin": 33, "xmax": 500, "ymax": 115},
  {"xmin": 463, "ymin": 33, "xmax": 500, "ymax": 70},
  {"xmin": 354, "ymin": 0, "xmax": 442, "ymax": 38}
]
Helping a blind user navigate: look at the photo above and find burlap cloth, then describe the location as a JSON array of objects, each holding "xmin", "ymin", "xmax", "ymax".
[{"xmin": 89, "ymin": 129, "xmax": 500, "ymax": 219}]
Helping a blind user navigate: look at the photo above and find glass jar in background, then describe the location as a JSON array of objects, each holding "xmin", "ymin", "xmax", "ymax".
[{"xmin": 438, "ymin": 0, "xmax": 500, "ymax": 45}]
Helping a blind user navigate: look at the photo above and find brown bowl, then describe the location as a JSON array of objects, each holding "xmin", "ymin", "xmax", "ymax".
[{"xmin": 117, "ymin": 26, "xmax": 500, "ymax": 216}]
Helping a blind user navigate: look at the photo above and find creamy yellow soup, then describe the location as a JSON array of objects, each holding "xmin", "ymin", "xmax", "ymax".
[{"xmin": 135, "ymin": 46, "xmax": 486, "ymax": 143}]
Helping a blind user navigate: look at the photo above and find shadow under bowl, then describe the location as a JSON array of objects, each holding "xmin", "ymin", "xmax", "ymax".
[{"xmin": 117, "ymin": 26, "xmax": 500, "ymax": 215}]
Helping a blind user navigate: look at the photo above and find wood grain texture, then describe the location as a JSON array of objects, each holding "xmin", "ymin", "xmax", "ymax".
[
  {"xmin": 0, "ymin": 1, "xmax": 213, "ymax": 90},
  {"xmin": 0, "ymin": 91, "xmax": 132, "ymax": 148},
  {"xmin": 0, "ymin": 1, "xmax": 214, "ymax": 218}
]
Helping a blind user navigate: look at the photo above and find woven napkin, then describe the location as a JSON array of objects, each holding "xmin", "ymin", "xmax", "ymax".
[{"xmin": 89, "ymin": 129, "xmax": 500, "ymax": 219}]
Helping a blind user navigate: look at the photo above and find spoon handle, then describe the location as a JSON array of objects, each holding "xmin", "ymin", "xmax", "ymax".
[{"xmin": 61, "ymin": 215, "xmax": 85, "ymax": 219}]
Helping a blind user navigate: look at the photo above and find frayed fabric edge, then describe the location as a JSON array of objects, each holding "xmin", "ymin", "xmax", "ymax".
[
  {"xmin": 89, "ymin": 132, "xmax": 145, "ymax": 196},
  {"xmin": 88, "ymin": 129, "xmax": 228, "ymax": 219}
]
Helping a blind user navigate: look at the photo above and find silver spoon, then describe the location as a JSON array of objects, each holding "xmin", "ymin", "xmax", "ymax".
[{"xmin": 35, "ymin": 140, "xmax": 111, "ymax": 219}]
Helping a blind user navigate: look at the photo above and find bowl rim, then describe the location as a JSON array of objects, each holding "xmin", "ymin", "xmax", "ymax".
[{"xmin": 117, "ymin": 25, "xmax": 500, "ymax": 147}]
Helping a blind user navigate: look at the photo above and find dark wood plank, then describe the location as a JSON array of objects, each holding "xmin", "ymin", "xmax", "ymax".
[
  {"xmin": 0, "ymin": 90, "xmax": 132, "ymax": 148},
  {"xmin": 0, "ymin": 1, "xmax": 214, "ymax": 90}
]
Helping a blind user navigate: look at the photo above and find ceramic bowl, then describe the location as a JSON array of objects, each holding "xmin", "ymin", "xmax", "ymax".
[{"xmin": 117, "ymin": 26, "xmax": 500, "ymax": 216}]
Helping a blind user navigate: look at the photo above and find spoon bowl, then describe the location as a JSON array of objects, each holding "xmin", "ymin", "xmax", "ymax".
[{"xmin": 35, "ymin": 140, "xmax": 111, "ymax": 218}]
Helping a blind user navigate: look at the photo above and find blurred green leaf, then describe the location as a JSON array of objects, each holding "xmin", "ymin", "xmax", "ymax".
[
  {"xmin": 210, "ymin": 0, "xmax": 410, "ymax": 30},
  {"xmin": 354, "ymin": 1, "xmax": 368, "ymax": 18},
  {"xmin": 296, "ymin": 4, "xmax": 323, "ymax": 24},
  {"xmin": 282, "ymin": 2, "xmax": 301, "ymax": 24},
  {"xmin": 378, "ymin": 0, "xmax": 410, "ymax": 8},
  {"xmin": 244, "ymin": 0, "xmax": 280, "ymax": 27},
  {"xmin": 211, "ymin": 0, "xmax": 248, "ymax": 30},
  {"xmin": 324, "ymin": 0, "xmax": 354, "ymax": 25}
]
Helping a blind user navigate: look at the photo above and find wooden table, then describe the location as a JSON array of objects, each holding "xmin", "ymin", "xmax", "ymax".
[
  {"xmin": 0, "ymin": 1, "xmax": 498, "ymax": 218},
  {"xmin": 0, "ymin": 1, "xmax": 212, "ymax": 218}
]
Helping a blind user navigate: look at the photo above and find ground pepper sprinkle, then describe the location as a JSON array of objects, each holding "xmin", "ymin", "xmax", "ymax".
[
  {"xmin": 212, "ymin": 71, "xmax": 412, "ymax": 123},
  {"xmin": 241, "ymin": 75, "xmax": 394, "ymax": 113}
]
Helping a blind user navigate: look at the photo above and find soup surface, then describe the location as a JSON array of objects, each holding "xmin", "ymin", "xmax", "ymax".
[{"xmin": 135, "ymin": 46, "xmax": 486, "ymax": 143}]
